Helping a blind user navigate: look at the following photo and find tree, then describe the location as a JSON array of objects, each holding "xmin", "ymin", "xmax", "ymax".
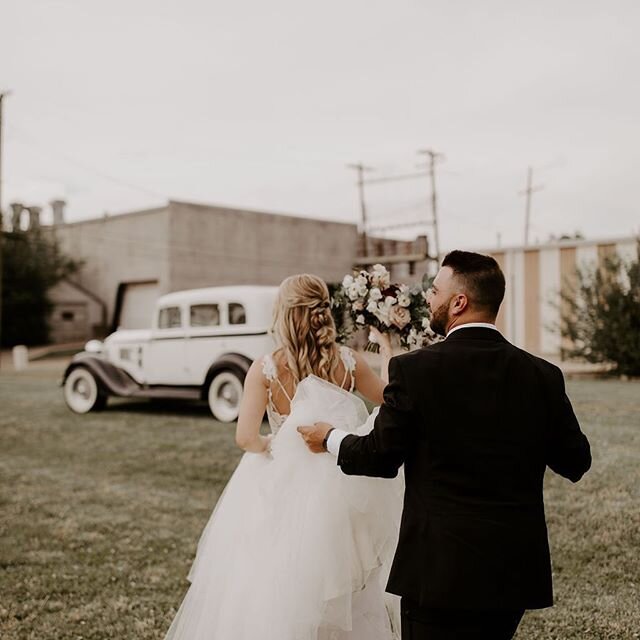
[
  {"xmin": 560, "ymin": 241, "xmax": 640, "ymax": 376},
  {"xmin": 1, "ymin": 228, "xmax": 83, "ymax": 347}
]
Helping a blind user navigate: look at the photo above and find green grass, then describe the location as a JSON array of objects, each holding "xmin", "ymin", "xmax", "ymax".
[{"xmin": 1, "ymin": 366, "xmax": 639, "ymax": 639}]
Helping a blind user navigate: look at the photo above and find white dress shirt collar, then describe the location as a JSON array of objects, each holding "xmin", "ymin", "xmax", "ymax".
[{"xmin": 446, "ymin": 322, "xmax": 499, "ymax": 338}]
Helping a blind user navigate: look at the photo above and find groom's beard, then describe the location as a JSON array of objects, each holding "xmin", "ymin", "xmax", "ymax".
[{"xmin": 429, "ymin": 297, "xmax": 453, "ymax": 337}]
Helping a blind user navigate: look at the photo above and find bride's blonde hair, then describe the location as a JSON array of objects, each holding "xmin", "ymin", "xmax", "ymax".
[{"xmin": 270, "ymin": 274, "xmax": 342, "ymax": 387}]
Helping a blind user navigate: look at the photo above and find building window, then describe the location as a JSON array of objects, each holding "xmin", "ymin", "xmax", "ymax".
[
  {"xmin": 229, "ymin": 303, "xmax": 246, "ymax": 325},
  {"xmin": 158, "ymin": 306, "xmax": 182, "ymax": 329},
  {"xmin": 190, "ymin": 304, "xmax": 220, "ymax": 327},
  {"xmin": 62, "ymin": 311, "xmax": 75, "ymax": 321}
]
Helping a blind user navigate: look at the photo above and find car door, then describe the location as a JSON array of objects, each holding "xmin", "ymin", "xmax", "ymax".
[
  {"xmin": 184, "ymin": 301, "xmax": 228, "ymax": 384},
  {"xmin": 146, "ymin": 304, "xmax": 189, "ymax": 385}
]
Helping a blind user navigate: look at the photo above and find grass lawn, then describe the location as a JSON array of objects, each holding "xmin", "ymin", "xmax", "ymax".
[{"xmin": 1, "ymin": 363, "xmax": 639, "ymax": 639}]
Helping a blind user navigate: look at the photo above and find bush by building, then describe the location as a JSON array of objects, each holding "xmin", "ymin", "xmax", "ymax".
[
  {"xmin": 560, "ymin": 240, "xmax": 640, "ymax": 376},
  {"xmin": 1, "ymin": 229, "xmax": 83, "ymax": 347}
]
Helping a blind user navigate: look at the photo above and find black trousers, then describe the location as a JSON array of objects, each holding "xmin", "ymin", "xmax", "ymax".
[{"xmin": 401, "ymin": 599, "xmax": 524, "ymax": 640}]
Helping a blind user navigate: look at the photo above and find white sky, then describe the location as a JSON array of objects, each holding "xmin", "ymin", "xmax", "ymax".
[{"xmin": 2, "ymin": 0, "xmax": 639, "ymax": 251}]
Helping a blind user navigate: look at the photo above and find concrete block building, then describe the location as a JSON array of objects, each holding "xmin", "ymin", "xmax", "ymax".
[{"xmin": 49, "ymin": 200, "xmax": 360, "ymax": 332}]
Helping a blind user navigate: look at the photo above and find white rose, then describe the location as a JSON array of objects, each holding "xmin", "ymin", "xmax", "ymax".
[
  {"xmin": 372, "ymin": 263, "xmax": 388, "ymax": 274},
  {"xmin": 370, "ymin": 287, "xmax": 382, "ymax": 301},
  {"xmin": 384, "ymin": 296, "xmax": 396, "ymax": 307},
  {"xmin": 356, "ymin": 274, "xmax": 368, "ymax": 287},
  {"xmin": 358, "ymin": 284, "xmax": 368, "ymax": 297},
  {"xmin": 399, "ymin": 284, "xmax": 410, "ymax": 294},
  {"xmin": 422, "ymin": 317, "xmax": 430, "ymax": 329},
  {"xmin": 347, "ymin": 283, "xmax": 360, "ymax": 300},
  {"xmin": 342, "ymin": 274, "xmax": 354, "ymax": 288},
  {"xmin": 367, "ymin": 300, "xmax": 378, "ymax": 313},
  {"xmin": 398, "ymin": 293, "xmax": 411, "ymax": 308},
  {"xmin": 374, "ymin": 305, "xmax": 392, "ymax": 326},
  {"xmin": 356, "ymin": 314, "xmax": 365, "ymax": 325}
]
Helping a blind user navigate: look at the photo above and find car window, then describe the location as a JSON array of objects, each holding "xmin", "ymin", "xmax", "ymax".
[
  {"xmin": 191, "ymin": 304, "xmax": 220, "ymax": 327},
  {"xmin": 158, "ymin": 306, "xmax": 182, "ymax": 329},
  {"xmin": 229, "ymin": 303, "xmax": 246, "ymax": 325}
]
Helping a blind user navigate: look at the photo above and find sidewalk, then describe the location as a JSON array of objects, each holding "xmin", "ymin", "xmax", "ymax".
[{"xmin": 0, "ymin": 342, "xmax": 83, "ymax": 375}]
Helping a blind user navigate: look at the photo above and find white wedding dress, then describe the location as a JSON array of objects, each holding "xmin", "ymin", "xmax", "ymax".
[{"xmin": 164, "ymin": 347, "xmax": 403, "ymax": 640}]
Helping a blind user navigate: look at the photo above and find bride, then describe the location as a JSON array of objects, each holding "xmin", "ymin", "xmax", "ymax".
[{"xmin": 164, "ymin": 274, "xmax": 403, "ymax": 640}]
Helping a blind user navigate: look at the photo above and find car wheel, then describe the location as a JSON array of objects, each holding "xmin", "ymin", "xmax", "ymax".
[
  {"xmin": 64, "ymin": 367, "xmax": 108, "ymax": 414},
  {"xmin": 207, "ymin": 370, "xmax": 244, "ymax": 423}
]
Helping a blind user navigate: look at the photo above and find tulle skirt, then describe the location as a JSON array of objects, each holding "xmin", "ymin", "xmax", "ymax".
[{"xmin": 164, "ymin": 375, "xmax": 404, "ymax": 640}]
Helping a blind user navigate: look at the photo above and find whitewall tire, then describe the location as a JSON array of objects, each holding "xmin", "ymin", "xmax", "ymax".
[
  {"xmin": 64, "ymin": 367, "xmax": 107, "ymax": 414},
  {"xmin": 207, "ymin": 370, "xmax": 244, "ymax": 423}
]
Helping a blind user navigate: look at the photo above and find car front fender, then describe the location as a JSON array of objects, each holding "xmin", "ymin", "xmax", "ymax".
[{"xmin": 61, "ymin": 353, "xmax": 141, "ymax": 397}]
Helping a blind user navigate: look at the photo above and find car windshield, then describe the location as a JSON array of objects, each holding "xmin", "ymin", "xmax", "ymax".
[{"xmin": 158, "ymin": 306, "xmax": 182, "ymax": 329}]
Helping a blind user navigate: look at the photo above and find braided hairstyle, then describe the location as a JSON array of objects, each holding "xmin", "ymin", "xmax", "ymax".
[{"xmin": 270, "ymin": 274, "xmax": 343, "ymax": 389}]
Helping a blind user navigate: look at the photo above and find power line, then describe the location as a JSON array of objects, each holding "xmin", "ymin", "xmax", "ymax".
[
  {"xmin": 363, "ymin": 171, "xmax": 426, "ymax": 186},
  {"xmin": 7, "ymin": 122, "xmax": 168, "ymax": 200},
  {"xmin": 365, "ymin": 198, "xmax": 427, "ymax": 221},
  {"xmin": 368, "ymin": 220, "xmax": 430, "ymax": 233}
]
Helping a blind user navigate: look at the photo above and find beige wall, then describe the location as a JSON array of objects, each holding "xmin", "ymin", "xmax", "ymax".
[
  {"xmin": 48, "ymin": 201, "xmax": 360, "ymax": 329},
  {"xmin": 485, "ymin": 237, "xmax": 637, "ymax": 359},
  {"xmin": 492, "ymin": 252, "xmax": 507, "ymax": 334},
  {"xmin": 50, "ymin": 207, "xmax": 171, "ymax": 327},
  {"xmin": 166, "ymin": 201, "xmax": 359, "ymax": 291},
  {"xmin": 524, "ymin": 250, "xmax": 540, "ymax": 353}
]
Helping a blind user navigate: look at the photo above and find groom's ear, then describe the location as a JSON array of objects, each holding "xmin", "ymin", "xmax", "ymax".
[{"xmin": 450, "ymin": 293, "xmax": 469, "ymax": 316}]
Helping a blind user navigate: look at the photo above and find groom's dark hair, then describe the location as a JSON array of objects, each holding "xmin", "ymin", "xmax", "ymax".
[{"xmin": 442, "ymin": 250, "xmax": 505, "ymax": 315}]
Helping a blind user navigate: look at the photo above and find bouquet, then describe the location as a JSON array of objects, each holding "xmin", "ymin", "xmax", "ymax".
[{"xmin": 332, "ymin": 264, "xmax": 434, "ymax": 351}]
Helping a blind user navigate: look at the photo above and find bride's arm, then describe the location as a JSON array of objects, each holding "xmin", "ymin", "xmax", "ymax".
[
  {"xmin": 235, "ymin": 358, "xmax": 271, "ymax": 453},
  {"xmin": 352, "ymin": 330, "xmax": 393, "ymax": 404}
]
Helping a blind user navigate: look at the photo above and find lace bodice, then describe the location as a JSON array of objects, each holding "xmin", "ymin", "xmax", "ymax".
[{"xmin": 262, "ymin": 346, "xmax": 357, "ymax": 434}]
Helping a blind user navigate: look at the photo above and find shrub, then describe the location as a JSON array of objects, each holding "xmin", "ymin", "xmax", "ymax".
[{"xmin": 560, "ymin": 241, "xmax": 640, "ymax": 376}]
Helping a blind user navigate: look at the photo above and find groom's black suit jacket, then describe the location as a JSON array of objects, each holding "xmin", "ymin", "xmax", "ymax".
[{"xmin": 338, "ymin": 326, "xmax": 591, "ymax": 611}]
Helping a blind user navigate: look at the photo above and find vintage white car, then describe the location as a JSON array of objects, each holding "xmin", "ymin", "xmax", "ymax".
[{"xmin": 62, "ymin": 285, "xmax": 278, "ymax": 422}]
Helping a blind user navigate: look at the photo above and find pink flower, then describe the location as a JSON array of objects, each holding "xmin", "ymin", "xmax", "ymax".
[{"xmin": 389, "ymin": 305, "xmax": 411, "ymax": 330}]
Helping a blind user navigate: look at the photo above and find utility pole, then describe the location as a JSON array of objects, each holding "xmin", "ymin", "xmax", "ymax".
[
  {"xmin": 347, "ymin": 163, "xmax": 373, "ymax": 256},
  {"xmin": 0, "ymin": 90, "xmax": 11, "ymax": 370},
  {"xmin": 519, "ymin": 166, "xmax": 543, "ymax": 246},
  {"xmin": 417, "ymin": 149, "xmax": 444, "ymax": 262}
]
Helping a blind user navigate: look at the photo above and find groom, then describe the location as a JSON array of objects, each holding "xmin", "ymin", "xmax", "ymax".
[{"xmin": 299, "ymin": 250, "xmax": 591, "ymax": 640}]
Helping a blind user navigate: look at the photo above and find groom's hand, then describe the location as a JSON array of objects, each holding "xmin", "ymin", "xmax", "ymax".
[{"xmin": 297, "ymin": 422, "xmax": 334, "ymax": 454}]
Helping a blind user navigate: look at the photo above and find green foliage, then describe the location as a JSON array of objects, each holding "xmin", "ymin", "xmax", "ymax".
[
  {"xmin": 327, "ymin": 281, "xmax": 354, "ymax": 344},
  {"xmin": 1, "ymin": 229, "xmax": 83, "ymax": 347},
  {"xmin": 560, "ymin": 242, "xmax": 640, "ymax": 376}
]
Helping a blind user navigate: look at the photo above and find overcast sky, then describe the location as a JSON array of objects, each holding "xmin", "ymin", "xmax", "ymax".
[{"xmin": 2, "ymin": 0, "xmax": 639, "ymax": 251}]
